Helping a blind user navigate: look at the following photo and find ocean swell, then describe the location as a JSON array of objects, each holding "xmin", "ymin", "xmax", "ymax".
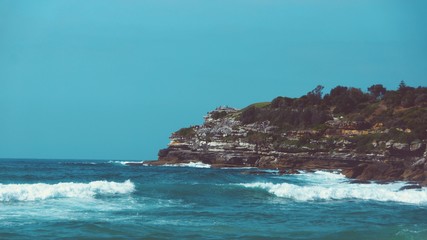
[{"xmin": 0, "ymin": 180, "xmax": 135, "ymax": 202}]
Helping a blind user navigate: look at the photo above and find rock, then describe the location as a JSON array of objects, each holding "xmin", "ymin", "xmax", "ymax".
[
  {"xmin": 325, "ymin": 120, "xmax": 370, "ymax": 130},
  {"xmin": 158, "ymin": 148, "xmax": 170, "ymax": 158},
  {"xmin": 246, "ymin": 171, "xmax": 274, "ymax": 175},
  {"xmin": 227, "ymin": 157, "xmax": 244, "ymax": 165},
  {"xmin": 392, "ymin": 143, "xmax": 409, "ymax": 151},
  {"xmin": 343, "ymin": 164, "xmax": 367, "ymax": 179},
  {"xmin": 412, "ymin": 158, "xmax": 426, "ymax": 167},
  {"xmin": 349, "ymin": 179, "xmax": 371, "ymax": 184},
  {"xmin": 385, "ymin": 140, "xmax": 394, "ymax": 149},
  {"xmin": 347, "ymin": 162, "xmax": 405, "ymax": 181},
  {"xmin": 125, "ymin": 162, "xmax": 146, "ymax": 166},
  {"xmin": 279, "ymin": 169, "xmax": 300, "ymax": 175},
  {"xmin": 410, "ymin": 142, "xmax": 424, "ymax": 151},
  {"xmin": 155, "ymin": 104, "xmax": 427, "ymax": 186},
  {"xmin": 387, "ymin": 142, "xmax": 426, "ymax": 157},
  {"xmin": 399, "ymin": 185, "xmax": 422, "ymax": 191},
  {"xmin": 372, "ymin": 141, "xmax": 378, "ymax": 148},
  {"xmin": 410, "ymin": 142, "xmax": 426, "ymax": 156}
]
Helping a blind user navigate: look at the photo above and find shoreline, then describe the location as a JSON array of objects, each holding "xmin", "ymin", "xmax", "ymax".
[{"xmin": 145, "ymin": 152, "xmax": 427, "ymax": 186}]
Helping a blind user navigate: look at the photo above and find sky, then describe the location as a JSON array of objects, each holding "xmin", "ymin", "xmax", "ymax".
[{"xmin": 1, "ymin": 0, "xmax": 426, "ymax": 160}]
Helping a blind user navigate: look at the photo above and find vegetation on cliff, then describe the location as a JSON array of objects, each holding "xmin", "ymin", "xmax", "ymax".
[
  {"xmin": 237, "ymin": 82, "xmax": 427, "ymax": 152},
  {"xmin": 242, "ymin": 82, "xmax": 426, "ymax": 132},
  {"xmin": 172, "ymin": 82, "xmax": 426, "ymax": 156}
]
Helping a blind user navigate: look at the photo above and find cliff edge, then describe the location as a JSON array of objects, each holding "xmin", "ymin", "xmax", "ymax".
[{"xmin": 153, "ymin": 83, "xmax": 427, "ymax": 185}]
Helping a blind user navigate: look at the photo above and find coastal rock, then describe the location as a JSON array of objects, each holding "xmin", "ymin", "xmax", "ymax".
[
  {"xmin": 399, "ymin": 185, "xmax": 422, "ymax": 191},
  {"xmin": 346, "ymin": 162, "xmax": 405, "ymax": 181},
  {"xmin": 325, "ymin": 120, "xmax": 370, "ymax": 130},
  {"xmin": 410, "ymin": 142, "xmax": 425, "ymax": 152},
  {"xmin": 349, "ymin": 179, "xmax": 371, "ymax": 184},
  {"xmin": 387, "ymin": 142, "xmax": 426, "ymax": 157},
  {"xmin": 158, "ymin": 148, "xmax": 170, "ymax": 158},
  {"xmin": 155, "ymin": 101, "xmax": 427, "ymax": 185},
  {"xmin": 392, "ymin": 143, "xmax": 409, "ymax": 151},
  {"xmin": 412, "ymin": 158, "xmax": 426, "ymax": 168}
]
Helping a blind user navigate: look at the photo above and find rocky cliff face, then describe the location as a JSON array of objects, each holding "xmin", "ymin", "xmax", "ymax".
[{"xmin": 155, "ymin": 106, "xmax": 427, "ymax": 185}]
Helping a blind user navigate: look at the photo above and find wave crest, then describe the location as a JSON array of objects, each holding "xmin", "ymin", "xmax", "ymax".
[
  {"xmin": 162, "ymin": 162, "xmax": 211, "ymax": 168},
  {"xmin": 240, "ymin": 181, "xmax": 427, "ymax": 204},
  {"xmin": 0, "ymin": 180, "xmax": 135, "ymax": 202},
  {"xmin": 109, "ymin": 161, "xmax": 145, "ymax": 166}
]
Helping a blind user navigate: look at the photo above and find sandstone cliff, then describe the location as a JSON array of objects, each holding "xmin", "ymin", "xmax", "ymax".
[{"xmin": 153, "ymin": 84, "xmax": 427, "ymax": 185}]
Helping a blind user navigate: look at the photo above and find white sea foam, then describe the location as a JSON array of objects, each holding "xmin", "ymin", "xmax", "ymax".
[
  {"xmin": 220, "ymin": 167, "xmax": 257, "ymax": 170},
  {"xmin": 0, "ymin": 180, "xmax": 135, "ymax": 202},
  {"xmin": 163, "ymin": 162, "xmax": 211, "ymax": 168},
  {"xmin": 240, "ymin": 171, "xmax": 427, "ymax": 204},
  {"xmin": 110, "ymin": 161, "xmax": 145, "ymax": 166},
  {"xmin": 294, "ymin": 170, "xmax": 347, "ymax": 184}
]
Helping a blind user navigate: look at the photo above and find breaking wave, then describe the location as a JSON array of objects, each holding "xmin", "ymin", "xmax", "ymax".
[
  {"xmin": 240, "ymin": 171, "xmax": 427, "ymax": 204},
  {"xmin": 109, "ymin": 161, "xmax": 145, "ymax": 166},
  {"xmin": 162, "ymin": 162, "xmax": 211, "ymax": 168},
  {"xmin": 0, "ymin": 180, "xmax": 135, "ymax": 202}
]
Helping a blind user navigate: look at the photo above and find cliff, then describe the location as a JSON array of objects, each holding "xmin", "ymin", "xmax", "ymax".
[{"xmin": 153, "ymin": 83, "xmax": 427, "ymax": 185}]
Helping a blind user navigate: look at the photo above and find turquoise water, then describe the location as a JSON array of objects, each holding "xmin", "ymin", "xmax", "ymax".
[{"xmin": 1, "ymin": 159, "xmax": 427, "ymax": 239}]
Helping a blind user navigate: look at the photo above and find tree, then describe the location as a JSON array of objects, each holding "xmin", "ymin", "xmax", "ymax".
[
  {"xmin": 415, "ymin": 93, "xmax": 427, "ymax": 105},
  {"xmin": 347, "ymin": 87, "xmax": 368, "ymax": 104},
  {"xmin": 330, "ymin": 86, "xmax": 348, "ymax": 99},
  {"xmin": 326, "ymin": 86, "xmax": 348, "ymax": 106},
  {"xmin": 399, "ymin": 80, "xmax": 407, "ymax": 90},
  {"xmin": 368, "ymin": 84, "xmax": 387, "ymax": 100},
  {"xmin": 396, "ymin": 81, "xmax": 416, "ymax": 107},
  {"xmin": 384, "ymin": 90, "xmax": 401, "ymax": 107},
  {"xmin": 300, "ymin": 109, "xmax": 313, "ymax": 126},
  {"xmin": 271, "ymin": 96, "xmax": 294, "ymax": 108},
  {"xmin": 306, "ymin": 85, "xmax": 324, "ymax": 105},
  {"xmin": 240, "ymin": 105, "xmax": 258, "ymax": 124},
  {"xmin": 397, "ymin": 80, "xmax": 414, "ymax": 95},
  {"xmin": 333, "ymin": 95, "xmax": 356, "ymax": 114}
]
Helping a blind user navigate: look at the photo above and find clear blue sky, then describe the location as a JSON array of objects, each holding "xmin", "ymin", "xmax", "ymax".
[{"xmin": 1, "ymin": 0, "xmax": 426, "ymax": 160}]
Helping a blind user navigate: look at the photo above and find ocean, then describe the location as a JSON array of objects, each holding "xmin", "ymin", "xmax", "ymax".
[{"xmin": 0, "ymin": 159, "xmax": 426, "ymax": 239}]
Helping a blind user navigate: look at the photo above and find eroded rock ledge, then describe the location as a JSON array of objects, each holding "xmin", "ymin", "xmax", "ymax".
[
  {"xmin": 153, "ymin": 151, "xmax": 427, "ymax": 185},
  {"xmin": 150, "ymin": 96, "xmax": 427, "ymax": 185},
  {"xmin": 152, "ymin": 105, "xmax": 427, "ymax": 185}
]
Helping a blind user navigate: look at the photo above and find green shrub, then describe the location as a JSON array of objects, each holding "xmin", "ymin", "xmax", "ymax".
[
  {"xmin": 211, "ymin": 111, "xmax": 227, "ymax": 119},
  {"xmin": 175, "ymin": 127, "xmax": 195, "ymax": 138},
  {"xmin": 351, "ymin": 134, "xmax": 377, "ymax": 153}
]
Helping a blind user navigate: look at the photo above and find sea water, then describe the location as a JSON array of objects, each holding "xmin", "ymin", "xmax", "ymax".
[{"xmin": 0, "ymin": 159, "xmax": 426, "ymax": 239}]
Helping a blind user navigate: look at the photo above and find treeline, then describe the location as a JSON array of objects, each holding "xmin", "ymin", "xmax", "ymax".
[{"xmin": 240, "ymin": 82, "xmax": 427, "ymax": 132}]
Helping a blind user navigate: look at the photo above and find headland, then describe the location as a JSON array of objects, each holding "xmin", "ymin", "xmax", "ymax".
[{"xmin": 150, "ymin": 83, "xmax": 427, "ymax": 185}]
